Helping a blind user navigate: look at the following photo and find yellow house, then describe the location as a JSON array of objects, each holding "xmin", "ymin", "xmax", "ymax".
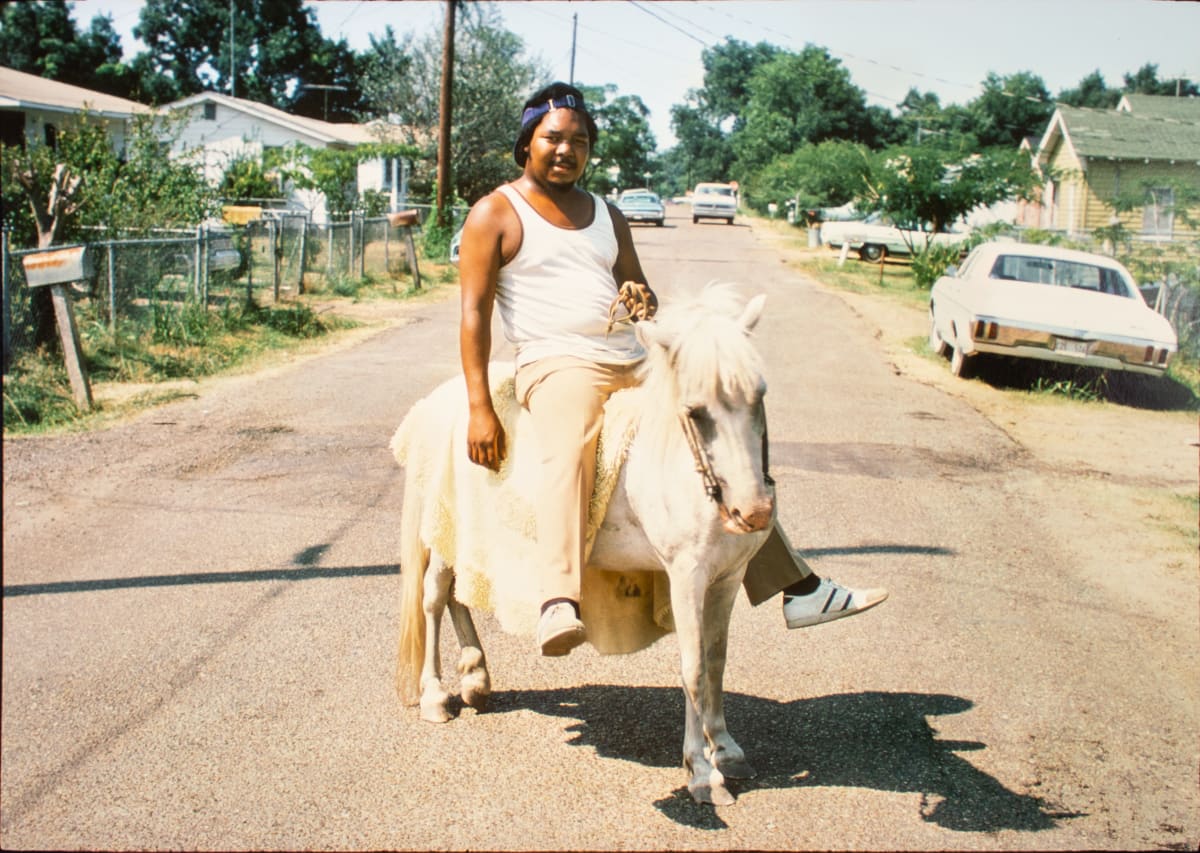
[{"xmin": 1034, "ymin": 96, "xmax": 1200, "ymax": 242}]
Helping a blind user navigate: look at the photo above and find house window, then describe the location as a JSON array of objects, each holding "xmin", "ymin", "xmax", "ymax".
[
  {"xmin": 203, "ymin": 102, "xmax": 217, "ymax": 121},
  {"xmin": 44, "ymin": 123, "xmax": 58, "ymax": 148},
  {"xmin": 1143, "ymin": 187, "xmax": 1175, "ymax": 238},
  {"xmin": 381, "ymin": 158, "xmax": 395, "ymax": 191}
]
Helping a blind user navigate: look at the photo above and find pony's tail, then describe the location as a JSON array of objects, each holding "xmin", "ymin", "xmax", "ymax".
[{"xmin": 395, "ymin": 453, "xmax": 429, "ymax": 707}]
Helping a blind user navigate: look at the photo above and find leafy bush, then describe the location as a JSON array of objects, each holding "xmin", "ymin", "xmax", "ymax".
[{"xmin": 910, "ymin": 243, "xmax": 964, "ymax": 289}]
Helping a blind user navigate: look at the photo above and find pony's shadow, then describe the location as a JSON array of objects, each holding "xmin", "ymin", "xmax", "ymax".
[{"xmin": 486, "ymin": 686, "xmax": 1080, "ymax": 831}]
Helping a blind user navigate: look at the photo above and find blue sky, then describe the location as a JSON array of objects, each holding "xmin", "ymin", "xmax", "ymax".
[{"xmin": 71, "ymin": 0, "xmax": 1199, "ymax": 148}]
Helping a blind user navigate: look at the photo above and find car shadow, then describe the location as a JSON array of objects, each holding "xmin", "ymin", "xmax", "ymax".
[
  {"xmin": 482, "ymin": 685, "xmax": 1081, "ymax": 832},
  {"xmin": 965, "ymin": 356, "xmax": 1199, "ymax": 411}
]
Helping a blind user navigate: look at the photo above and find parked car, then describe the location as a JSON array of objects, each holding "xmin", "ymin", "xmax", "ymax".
[
  {"xmin": 691, "ymin": 182, "xmax": 737, "ymax": 224},
  {"xmin": 929, "ymin": 242, "xmax": 1178, "ymax": 379},
  {"xmin": 821, "ymin": 212, "xmax": 970, "ymax": 261},
  {"xmin": 616, "ymin": 190, "xmax": 665, "ymax": 226}
]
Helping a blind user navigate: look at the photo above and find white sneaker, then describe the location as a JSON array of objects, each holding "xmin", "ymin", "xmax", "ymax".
[
  {"xmin": 538, "ymin": 602, "xmax": 586, "ymax": 656},
  {"xmin": 783, "ymin": 578, "xmax": 888, "ymax": 629}
]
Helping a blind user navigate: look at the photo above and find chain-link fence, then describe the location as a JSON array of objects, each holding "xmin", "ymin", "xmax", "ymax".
[{"xmin": 2, "ymin": 214, "xmax": 422, "ymax": 372}]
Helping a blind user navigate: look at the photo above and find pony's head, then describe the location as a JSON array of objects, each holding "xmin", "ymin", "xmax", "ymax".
[{"xmin": 635, "ymin": 283, "xmax": 774, "ymax": 534}]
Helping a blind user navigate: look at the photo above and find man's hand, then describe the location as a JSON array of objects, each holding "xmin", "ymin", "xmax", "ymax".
[
  {"xmin": 607, "ymin": 280, "xmax": 659, "ymax": 335},
  {"xmin": 466, "ymin": 405, "xmax": 507, "ymax": 471}
]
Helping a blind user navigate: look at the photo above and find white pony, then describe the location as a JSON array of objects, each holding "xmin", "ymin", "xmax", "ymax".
[{"xmin": 391, "ymin": 284, "xmax": 775, "ymax": 805}]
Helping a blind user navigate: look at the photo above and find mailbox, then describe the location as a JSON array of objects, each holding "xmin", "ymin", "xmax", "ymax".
[
  {"xmin": 22, "ymin": 246, "xmax": 93, "ymax": 288},
  {"xmin": 388, "ymin": 209, "xmax": 420, "ymax": 227}
]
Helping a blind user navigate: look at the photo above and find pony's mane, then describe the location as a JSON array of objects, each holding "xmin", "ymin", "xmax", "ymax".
[{"xmin": 639, "ymin": 282, "xmax": 765, "ymax": 410}]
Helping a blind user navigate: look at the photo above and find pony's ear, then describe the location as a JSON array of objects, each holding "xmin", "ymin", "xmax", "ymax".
[
  {"xmin": 739, "ymin": 293, "xmax": 767, "ymax": 332},
  {"xmin": 635, "ymin": 318, "xmax": 669, "ymax": 350}
]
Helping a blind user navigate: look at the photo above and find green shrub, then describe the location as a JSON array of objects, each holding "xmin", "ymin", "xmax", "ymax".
[{"xmin": 910, "ymin": 243, "xmax": 965, "ymax": 289}]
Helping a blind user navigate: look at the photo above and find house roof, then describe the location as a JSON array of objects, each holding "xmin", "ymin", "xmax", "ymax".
[
  {"xmin": 0, "ymin": 65, "xmax": 149, "ymax": 120},
  {"xmin": 166, "ymin": 91, "xmax": 400, "ymax": 148},
  {"xmin": 1038, "ymin": 104, "xmax": 1200, "ymax": 165},
  {"xmin": 1117, "ymin": 93, "xmax": 1200, "ymax": 121}
]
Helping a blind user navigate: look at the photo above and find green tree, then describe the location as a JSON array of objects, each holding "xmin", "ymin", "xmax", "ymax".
[
  {"xmin": 357, "ymin": 2, "xmax": 544, "ymax": 205},
  {"xmin": 579, "ymin": 85, "xmax": 657, "ymax": 196},
  {"xmin": 273, "ymin": 141, "xmax": 419, "ymax": 220},
  {"xmin": 966, "ymin": 71, "xmax": 1054, "ymax": 149},
  {"xmin": 0, "ymin": 0, "xmax": 139, "ymax": 98},
  {"xmin": 668, "ymin": 39, "xmax": 782, "ymax": 188},
  {"xmin": 1058, "ymin": 70, "xmax": 1121, "ymax": 109},
  {"xmin": 859, "ymin": 145, "xmax": 1040, "ymax": 244},
  {"xmin": 134, "ymin": 0, "xmax": 361, "ymax": 116},
  {"xmin": 1123, "ymin": 63, "xmax": 1199, "ymax": 97},
  {"xmin": 741, "ymin": 139, "xmax": 871, "ymax": 218},
  {"xmin": 731, "ymin": 46, "xmax": 872, "ymax": 176}
]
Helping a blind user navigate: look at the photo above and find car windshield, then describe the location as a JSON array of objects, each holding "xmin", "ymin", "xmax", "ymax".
[
  {"xmin": 697, "ymin": 186, "xmax": 733, "ymax": 197},
  {"xmin": 989, "ymin": 255, "xmax": 1134, "ymax": 298},
  {"xmin": 621, "ymin": 193, "xmax": 659, "ymax": 203}
]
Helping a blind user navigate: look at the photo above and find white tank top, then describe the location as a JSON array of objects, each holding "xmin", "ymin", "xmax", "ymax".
[{"xmin": 495, "ymin": 184, "xmax": 644, "ymax": 368}]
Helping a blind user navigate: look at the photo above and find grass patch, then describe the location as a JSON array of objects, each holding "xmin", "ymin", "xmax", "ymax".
[{"xmin": 2, "ymin": 276, "xmax": 427, "ymax": 435}]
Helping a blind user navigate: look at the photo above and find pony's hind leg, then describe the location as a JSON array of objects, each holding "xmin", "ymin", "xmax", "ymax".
[
  {"xmin": 447, "ymin": 595, "xmax": 491, "ymax": 712},
  {"xmin": 419, "ymin": 552, "xmax": 454, "ymax": 723}
]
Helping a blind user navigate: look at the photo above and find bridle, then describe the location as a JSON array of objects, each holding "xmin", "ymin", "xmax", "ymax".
[{"xmin": 678, "ymin": 398, "xmax": 774, "ymax": 511}]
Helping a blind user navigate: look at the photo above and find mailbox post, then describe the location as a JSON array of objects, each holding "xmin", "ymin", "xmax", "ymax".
[
  {"xmin": 387, "ymin": 209, "xmax": 422, "ymax": 291},
  {"xmin": 21, "ymin": 246, "xmax": 94, "ymax": 410}
]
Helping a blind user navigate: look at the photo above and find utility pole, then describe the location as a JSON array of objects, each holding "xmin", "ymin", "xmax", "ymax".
[
  {"xmin": 569, "ymin": 13, "xmax": 577, "ymax": 85},
  {"xmin": 229, "ymin": 0, "xmax": 235, "ymax": 98},
  {"xmin": 436, "ymin": 0, "xmax": 457, "ymax": 228}
]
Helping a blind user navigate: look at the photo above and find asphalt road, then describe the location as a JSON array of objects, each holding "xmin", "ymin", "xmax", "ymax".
[{"xmin": 3, "ymin": 207, "xmax": 1197, "ymax": 851}]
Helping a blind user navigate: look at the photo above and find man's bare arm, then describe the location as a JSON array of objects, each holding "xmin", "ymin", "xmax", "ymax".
[{"xmin": 458, "ymin": 194, "xmax": 512, "ymax": 470}]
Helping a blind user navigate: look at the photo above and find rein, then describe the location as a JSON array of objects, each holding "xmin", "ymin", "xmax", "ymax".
[{"xmin": 678, "ymin": 399, "xmax": 774, "ymax": 510}]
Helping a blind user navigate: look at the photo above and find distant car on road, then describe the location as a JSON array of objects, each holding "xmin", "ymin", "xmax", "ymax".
[
  {"xmin": 616, "ymin": 190, "xmax": 665, "ymax": 226},
  {"xmin": 929, "ymin": 242, "xmax": 1178, "ymax": 379},
  {"xmin": 691, "ymin": 182, "xmax": 737, "ymax": 225},
  {"xmin": 822, "ymin": 212, "xmax": 970, "ymax": 261}
]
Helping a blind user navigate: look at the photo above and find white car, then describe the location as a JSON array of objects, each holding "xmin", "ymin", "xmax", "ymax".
[
  {"xmin": 929, "ymin": 242, "xmax": 1178, "ymax": 378},
  {"xmin": 691, "ymin": 182, "xmax": 737, "ymax": 224},
  {"xmin": 822, "ymin": 212, "xmax": 970, "ymax": 261}
]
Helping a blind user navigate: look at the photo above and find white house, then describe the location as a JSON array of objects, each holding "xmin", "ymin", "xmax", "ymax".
[
  {"xmin": 0, "ymin": 65, "xmax": 149, "ymax": 153},
  {"xmin": 164, "ymin": 92, "xmax": 409, "ymax": 223}
]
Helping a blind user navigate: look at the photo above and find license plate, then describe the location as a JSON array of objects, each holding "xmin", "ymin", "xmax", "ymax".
[{"xmin": 1055, "ymin": 338, "xmax": 1090, "ymax": 356}]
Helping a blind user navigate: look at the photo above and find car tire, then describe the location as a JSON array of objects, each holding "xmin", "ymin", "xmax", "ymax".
[
  {"xmin": 950, "ymin": 344, "xmax": 973, "ymax": 378},
  {"xmin": 928, "ymin": 311, "xmax": 948, "ymax": 357},
  {"xmin": 655, "ymin": 219, "xmax": 664, "ymax": 227},
  {"xmin": 860, "ymin": 244, "xmax": 887, "ymax": 262},
  {"xmin": 693, "ymin": 215, "xmax": 699, "ymax": 224}
]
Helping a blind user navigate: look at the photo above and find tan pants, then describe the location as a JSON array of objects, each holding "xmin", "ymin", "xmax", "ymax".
[{"xmin": 515, "ymin": 356, "xmax": 811, "ymax": 607}]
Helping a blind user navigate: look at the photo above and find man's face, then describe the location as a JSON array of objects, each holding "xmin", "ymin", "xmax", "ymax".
[{"xmin": 525, "ymin": 108, "xmax": 591, "ymax": 187}]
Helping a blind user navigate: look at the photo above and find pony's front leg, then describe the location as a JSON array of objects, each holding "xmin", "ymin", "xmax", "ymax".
[
  {"xmin": 447, "ymin": 596, "xmax": 491, "ymax": 712},
  {"xmin": 419, "ymin": 552, "xmax": 454, "ymax": 723},
  {"xmin": 670, "ymin": 565, "xmax": 743, "ymax": 805},
  {"xmin": 700, "ymin": 574, "xmax": 754, "ymax": 781}
]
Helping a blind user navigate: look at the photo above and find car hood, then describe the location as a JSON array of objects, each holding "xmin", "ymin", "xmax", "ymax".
[{"xmin": 964, "ymin": 280, "xmax": 1178, "ymax": 344}]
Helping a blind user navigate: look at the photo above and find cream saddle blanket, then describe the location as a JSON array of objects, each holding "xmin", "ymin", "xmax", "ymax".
[{"xmin": 391, "ymin": 363, "xmax": 674, "ymax": 654}]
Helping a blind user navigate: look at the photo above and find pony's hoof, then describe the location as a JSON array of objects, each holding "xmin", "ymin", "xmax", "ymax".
[
  {"xmin": 420, "ymin": 692, "xmax": 453, "ymax": 723},
  {"xmin": 689, "ymin": 781, "xmax": 736, "ymax": 806},
  {"xmin": 688, "ymin": 768, "xmax": 736, "ymax": 805},
  {"xmin": 460, "ymin": 679, "xmax": 491, "ymax": 711},
  {"xmin": 715, "ymin": 756, "xmax": 755, "ymax": 780}
]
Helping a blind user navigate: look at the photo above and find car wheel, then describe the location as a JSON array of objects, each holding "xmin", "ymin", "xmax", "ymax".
[
  {"xmin": 928, "ymin": 311, "xmax": 948, "ymax": 357},
  {"xmin": 655, "ymin": 219, "xmax": 664, "ymax": 227},
  {"xmin": 727, "ymin": 217, "xmax": 734, "ymax": 225},
  {"xmin": 950, "ymin": 344, "xmax": 973, "ymax": 378},
  {"xmin": 860, "ymin": 244, "xmax": 887, "ymax": 262},
  {"xmin": 693, "ymin": 215, "xmax": 699, "ymax": 224}
]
